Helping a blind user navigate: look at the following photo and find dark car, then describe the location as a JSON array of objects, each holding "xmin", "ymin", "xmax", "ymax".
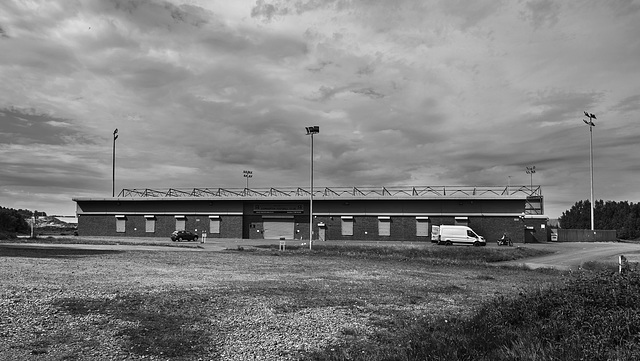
[{"xmin": 170, "ymin": 230, "xmax": 199, "ymax": 242}]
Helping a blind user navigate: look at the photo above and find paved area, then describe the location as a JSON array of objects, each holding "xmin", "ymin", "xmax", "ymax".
[
  {"xmin": 1, "ymin": 237, "xmax": 436, "ymax": 252},
  {"xmin": 494, "ymin": 242, "xmax": 640, "ymax": 270},
  {"xmin": 4, "ymin": 237, "xmax": 640, "ymax": 271}
]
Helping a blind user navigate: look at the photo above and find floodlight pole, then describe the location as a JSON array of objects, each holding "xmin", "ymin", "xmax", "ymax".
[
  {"xmin": 305, "ymin": 126, "xmax": 319, "ymax": 250},
  {"xmin": 525, "ymin": 166, "xmax": 536, "ymax": 189},
  {"xmin": 243, "ymin": 170, "xmax": 253, "ymax": 190},
  {"xmin": 112, "ymin": 129, "xmax": 118, "ymax": 197},
  {"xmin": 589, "ymin": 123, "xmax": 594, "ymax": 230},
  {"xmin": 584, "ymin": 113, "xmax": 596, "ymax": 231}
]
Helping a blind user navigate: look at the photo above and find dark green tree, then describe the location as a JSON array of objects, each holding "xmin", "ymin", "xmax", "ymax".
[
  {"xmin": 560, "ymin": 200, "xmax": 640, "ymax": 239},
  {"xmin": 0, "ymin": 206, "xmax": 30, "ymax": 234},
  {"xmin": 559, "ymin": 200, "xmax": 591, "ymax": 229}
]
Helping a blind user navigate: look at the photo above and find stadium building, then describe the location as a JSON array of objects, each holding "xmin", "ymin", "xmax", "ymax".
[{"xmin": 73, "ymin": 185, "xmax": 548, "ymax": 243}]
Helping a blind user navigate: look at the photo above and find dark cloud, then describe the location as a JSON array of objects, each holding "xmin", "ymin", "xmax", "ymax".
[
  {"xmin": 1, "ymin": 37, "xmax": 80, "ymax": 73},
  {"xmin": 307, "ymin": 85, "xmax": 349, "ymax": 102},
  {"xmin": 610, "ymin": 0, "xmax": 640, "ymax": 17},
  {"xmin": 0, "ymin": 108, "xmax": 91, "ymax": 145},
  {"xmin": 251, "ymin": 0, "xmax": 350, "ymax": 22},
  {"xmin": 520, "ymin": 0, "xmax": 561, "ymax": 29},
  {"xmin": 306, "ymin": 60, "xmax": 333, "ymax": 73},
  {"xmin": 0, "ymin": 160, "xmax": 105, "ymax": 190},
  {"xmin": 611, "ymin": 95, "xmax": 640, "ymax": 114},
  {"xmin": 98, "ymin": 0, "xmax": 210, "ymax": 31},
  {"xmin": 351, "ymin": 87, "xmax": 385, "ymax": 99},
  {"xmin": 251, "ymin": 0, "xmax": 287, "ymax": 22},
  {"xmin": 307, "ymin": 85, "xmax": 386, "ymax": 101},
  {"xmin": 523, "ymin": 89, "xmax": 603, "ymax": 124},
  {"xmin": 440, "ymin": 0, "xmax": 504, "ymax": 29}
]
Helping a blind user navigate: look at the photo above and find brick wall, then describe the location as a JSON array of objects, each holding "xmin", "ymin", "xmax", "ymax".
[{"xmin": 77, "ymin": 214, "xmax": 242, "ymax": 239}]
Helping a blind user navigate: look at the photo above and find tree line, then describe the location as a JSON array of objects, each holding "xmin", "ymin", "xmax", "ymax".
[
  {"xmin": 0, "ymin": 206, "xmax": 47, "ymax": 237},
  {"xmin": 559, "ymin": 200, "xmax": 640, "ymax": 239}
]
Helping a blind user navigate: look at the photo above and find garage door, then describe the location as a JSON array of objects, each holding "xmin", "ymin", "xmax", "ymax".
[{"xmin": 263, "ymin": 219, "xmax": 294, "ymax": 239}]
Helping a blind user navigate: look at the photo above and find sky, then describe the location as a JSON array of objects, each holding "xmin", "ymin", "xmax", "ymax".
[{"xmin": 1, "ymin": 0, "xmax": 639, "ymax": 219}]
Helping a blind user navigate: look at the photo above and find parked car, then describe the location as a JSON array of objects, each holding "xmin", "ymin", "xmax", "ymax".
[{"xmin": 170, "ymin": 230, "xmax": 199, "ymax": 242}]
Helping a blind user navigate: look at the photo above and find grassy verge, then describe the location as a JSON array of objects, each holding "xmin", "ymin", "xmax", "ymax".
[
  {"xmin": 303, "ymin": 270, "xmax": 640, "ymax": 361},
  {"xmin": 254, "ymin": 243, "xmax": 551, "ymax": 264}
]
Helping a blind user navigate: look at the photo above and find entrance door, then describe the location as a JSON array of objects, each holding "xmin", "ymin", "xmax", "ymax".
[
  {"xmin": 318, "ymin": 227, "xmax": 326, "ymax": 241},
  {"xmin": 263, "ymin": 219, "xmax": 294, "ymax": 239},
  {"xmin": 525, "ymin": 228, "xmax": 537, "ymax": 243}
]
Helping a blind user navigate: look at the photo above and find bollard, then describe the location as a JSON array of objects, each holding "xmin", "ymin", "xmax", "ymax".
[
  {"xmin": 619, "ymin": 255, "xmax": 629, "ymax": 274},
  {"xmin": 279, "ymin": 240, "xmax": 286, "ymax": 251}
]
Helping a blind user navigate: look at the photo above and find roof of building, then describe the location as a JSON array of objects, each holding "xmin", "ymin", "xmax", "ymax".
[{"xmin": 73, "ymin": 185, "xmax": 541, "ymax": 201}]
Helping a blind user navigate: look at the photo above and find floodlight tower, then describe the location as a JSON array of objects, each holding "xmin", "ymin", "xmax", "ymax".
[
  {"xmin": 525, "ymin": 166, "xmax": 536, "ymax": 189},
  {"xmin": 243, "ymin": 170, "xmax": 253, "ymax": 189},
  {"xmin": 583, "ymin": 111, "xmax": 597, "ymax": 231},
  {"xmin": 305, "ymin": 125, "xmax": 319, "ymax": 250},
  {"xmin": 112, "ymin": 129, "xmax": 118, "ymax": 197}
]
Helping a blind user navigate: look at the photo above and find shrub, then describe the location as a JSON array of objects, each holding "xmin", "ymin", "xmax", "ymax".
[
  {"xmin": 0, "ymin": 231, "xmax": 17, "ymax": 240},
  {"xmin": 305, "ymin": 270, "xmax": 640, "ymax": 361}
]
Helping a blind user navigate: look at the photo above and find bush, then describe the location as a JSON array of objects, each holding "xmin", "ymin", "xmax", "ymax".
[
  {"xmin": 0, "ymin": 231, "xmax": 17, "ymax": 240},
  {"xmin": 305, "ymin": 270, "xmax": 640, "ymax": 361},
  {"xmin": 0, "ymin": 207, "xmax": 29, "ymax": 234}
]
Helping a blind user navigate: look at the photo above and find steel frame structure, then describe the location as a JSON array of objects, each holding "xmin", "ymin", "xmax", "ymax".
[{"xmin": 117, "ymin": 185, "xmax": 542, "ymax": 199}]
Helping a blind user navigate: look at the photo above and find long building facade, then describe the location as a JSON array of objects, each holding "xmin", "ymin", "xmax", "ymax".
[{"xmin": 73, "ymin": 185, "xmax": 548, "ymax": 243}]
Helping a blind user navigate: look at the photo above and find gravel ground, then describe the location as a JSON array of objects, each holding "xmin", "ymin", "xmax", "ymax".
[
  {"xmin": 0, "ymin": 289, "xmax": 375, "ymax": 360},
  {"xmin": 0, "ymin": 245, "xmax": 558, "ymax": 360}
]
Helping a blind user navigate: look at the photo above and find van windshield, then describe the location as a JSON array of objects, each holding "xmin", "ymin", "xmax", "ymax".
[{"xmin": 467, "ymin": 230, "xmax": 477, "ymax": 238}]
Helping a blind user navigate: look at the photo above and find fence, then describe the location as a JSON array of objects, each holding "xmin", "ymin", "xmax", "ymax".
[{"xmin": 556, "ymin": 229, "xmax": 618, "ymax": 242}]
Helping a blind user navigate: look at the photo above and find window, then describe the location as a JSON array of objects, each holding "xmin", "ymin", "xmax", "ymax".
[
  {"xmin": 209, "ymin": 215, "xmax": 220, "ymax": 234},
  {"xmin": 175, "ymin": 215, "xmax": 186, "ymax": 231},
  {"xmin": 341, "ymin": 216, "xmax": 353, "ymax": 236},
  {"xmin": 378, "ymin": 216, "xmax": 391, "ymax": 236},
  {"xmin": 144, "ymin": 215, "xmax": 156, "ymax": 233},
  {"xmin": 115, "ymin": 215, "xmax": 126, "ymax": 233},
  {"xmin": 416, "ymin": 217, "xmax": 429, "ymax": 237}
]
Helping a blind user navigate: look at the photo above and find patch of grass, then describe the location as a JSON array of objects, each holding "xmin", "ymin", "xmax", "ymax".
[
  {"xmin": 254, "ymin": 243, "xmax": 550, "ymax": 264},
  {"xmin": 581, "ymin": 260, "xmax": 619, "ymax": 272},
  {"xmin": 304, "ymin": 270, "xmax": 640, "ymax": 361},
  {"xmin": 54, "ymin": 290, "xmax": 223, "ymax": 358},
  {"xmin": 0, "ymin": 245, "xmax": 124, "ymax": 258}
]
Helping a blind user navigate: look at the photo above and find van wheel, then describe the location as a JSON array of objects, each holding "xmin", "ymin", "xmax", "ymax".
[
  {"xmin": 178, "ymin": 237, "xmax": 183, "ymax": 242},
  {"xmin": 445, "ymin": 241, "xmax": 452, "ymax": 246},
  {"xmin": 473, "ymin": 241, "xmax": 480, "ymax": 247}
]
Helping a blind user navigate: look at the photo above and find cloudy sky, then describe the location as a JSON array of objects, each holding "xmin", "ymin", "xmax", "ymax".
[{"xmin": 1, "ymin": 0, "xmax": 639, "ymax": 219}]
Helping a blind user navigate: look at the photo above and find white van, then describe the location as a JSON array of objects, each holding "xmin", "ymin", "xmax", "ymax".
[{"xmin": 431, "ymin": 225, "xmax": 486, "ymax": 246}]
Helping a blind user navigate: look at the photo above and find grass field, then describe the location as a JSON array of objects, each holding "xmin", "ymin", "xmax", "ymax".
[{"xmin": 2, "ymin": 243, "xmax": 638, "ymax": 360}]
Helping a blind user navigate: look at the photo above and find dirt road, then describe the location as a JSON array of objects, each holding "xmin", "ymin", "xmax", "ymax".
[{"xmin": 495, "ymin": 242, "xmax": 640, "ymax": 270}]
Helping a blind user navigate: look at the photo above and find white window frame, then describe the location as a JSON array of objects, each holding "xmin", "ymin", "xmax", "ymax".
[
  {"xmin": 144, "ymin": 215, "xmax": 156, "ymax": 233},
  {"xmin": 175, "ymin": 215, "xmax": 186, "ymax": 231},
  {"xmin": 209, "ymin": 215, "xmax": 220, "ymax": 234},
  {"xmin": 378, "ymin": 216, "xmax": 391, "ymax": 236},
  {"xmin": 115, "ymin": 215, "xmax": 126, "ymax": 233},
  {"xmin": 341, "ymin": 216, "xmax": 354, "ymax": 236},
  {"xmin": 416, "ymin": 217, "xmax": 430, "ymax": 237}
]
